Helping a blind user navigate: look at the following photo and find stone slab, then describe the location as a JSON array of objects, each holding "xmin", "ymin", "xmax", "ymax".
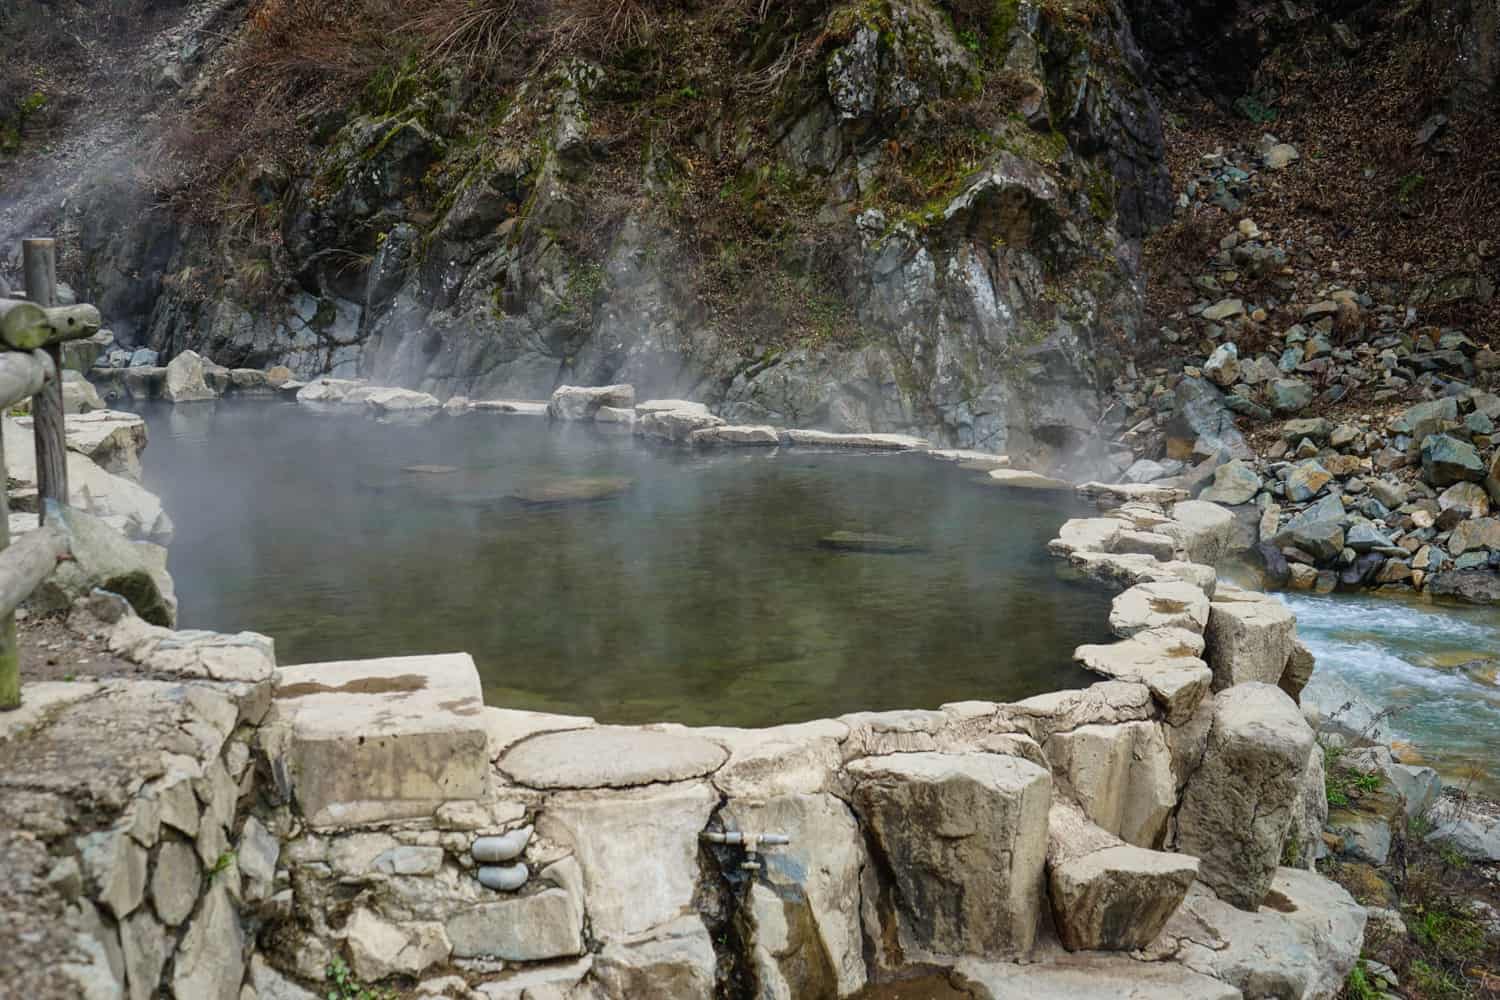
[
  {"xmin": 498, "ymin": 725, "xmax": 728, "ymax": 789},
  {"xmin": 267, "ymin": 653, "xmax": 489, "ymax": 826}
]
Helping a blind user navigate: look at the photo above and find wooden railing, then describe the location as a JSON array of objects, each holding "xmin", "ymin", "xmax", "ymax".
[{"xmin": 0, "ymin": 239, "xmax": 104, "ymax": 710}]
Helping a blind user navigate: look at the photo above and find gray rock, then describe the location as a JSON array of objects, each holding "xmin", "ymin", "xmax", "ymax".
[
  {"xmin": 1203, "ymin": 342, "xmax": 1239, "ymax": 386},
  {"xmin": 1049, "ymin": 844, "xmax": 1199, "ymax": 951},
  {"xmin": 1425, "ymin": 796, "xmax": 1500, "ymax": 861},
  {"xmin": 1268, "ymin": 378, "xmax": 1314, "ymax": 413},
  {"xmin": 172, "ymin": 884, "xmax": 243, "ymax": 1000},
  {"xmin": 1176, "ymin": 684, "xmax": 1315, "ymax": 909},
  {"xmin": 29, "ymin": 508, "xmax": 176, "ymax": 626},
  {"xmin": 162, "ymin": 350, "xmax": 217, "ymax": 403},
  {"xmin": 847, "ymin": 752, "xmax": 1050, "ymax": 958},
  {"xmin": 1426, "ymin": 568, "xmax": 1500, "ymax": 604},
  {"xmin": 1152, "ymin": 868, "xmax": 1365, "ymax": 1000},
  {"xmin": 128, "ymin": 349, "xmax": 160, "ymax": 368},
  {"xmin": 1285, "ymin": 460, "xmax": 1332, "ymax": 502},
  {"xmin": 1205, "ymin": 598, "xmax": 1297, "ymax": 690},
  {"xmin": 547, "ymin": 384, "xmax": 635, "ymax": 421},
  {"xmin": 498, "ymin": 726, "xmax": 728, "ymax": 789},
  {"xmin": 150, "ymin": 837, "xmax": 201, "ymax": 927},
  {"xmin": 1421, "ymin": 433, "xmax": 1485, "ymax": 485},
  {"xmin": 1198, "ymin": 459, "xmax": 1261, "ymax": 505}
]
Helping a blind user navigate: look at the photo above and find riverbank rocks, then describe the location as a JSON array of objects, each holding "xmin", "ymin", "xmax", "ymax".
[
  {"xmin": 847, "ymin": 752, "xmax": 1050, "ymax": 958},
  {"xmin": 1176, "ymin": 684, "xmax": 1316, "ymax": 908},
  {"xmin": 548, "ymin": 384, "xmax": 635, "ymax": 421}
]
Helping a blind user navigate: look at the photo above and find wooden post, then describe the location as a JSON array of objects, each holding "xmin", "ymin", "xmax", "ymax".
[
  {"xmin": 0, "ymin": 421, "xmax": 15, "ymax": 711},
  {"xmin": 23, "ymin": 239, "xmax": 67, "ymax": 521}
]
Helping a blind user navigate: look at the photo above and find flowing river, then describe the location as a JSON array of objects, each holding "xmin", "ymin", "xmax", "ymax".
[{"xmin": 1284, "ymin": 591, "xmax": 1500, "ymax": 796}]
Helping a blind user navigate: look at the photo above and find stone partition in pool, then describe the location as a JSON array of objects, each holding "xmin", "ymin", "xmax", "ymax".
[{"xmin": 212, "ymin": 384, "xmax": 1368, "ymax": 1000}]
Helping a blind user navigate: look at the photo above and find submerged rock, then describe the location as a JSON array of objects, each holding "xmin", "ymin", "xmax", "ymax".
[
  {"xmin": 508, "ymin": 476, "xmax": 634, "ymax": 506},
  {"xmin": 817, "ymin": 531, "xmax": 923, "ymax": 554}
]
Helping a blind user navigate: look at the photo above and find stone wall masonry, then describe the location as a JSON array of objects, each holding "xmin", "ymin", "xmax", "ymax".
[
  {"xmin": 0, "ymin": 600, "xmax": 277, "ymax": 1000},
  {"xmin": 15, "ymin": 381, "xmax": 1376, "ymax": 999}
]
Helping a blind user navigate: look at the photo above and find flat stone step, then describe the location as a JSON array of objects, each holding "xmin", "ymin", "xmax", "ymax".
[
  {"xmin": 266, "ymin": 653, "xmax": 489, "ymax": 827},
  {"xmin": 953, "ymin": 954, "xmax": 1238, "ymax": 999},
  {"xmin": 498, "ymin": 726, "xmax": 728, "ymax": 789}
]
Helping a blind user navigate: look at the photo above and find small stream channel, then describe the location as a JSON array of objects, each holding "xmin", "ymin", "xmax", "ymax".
[{"xmin": 1284, "ymin": 591, "xmax": 1500, "ymax": 796}]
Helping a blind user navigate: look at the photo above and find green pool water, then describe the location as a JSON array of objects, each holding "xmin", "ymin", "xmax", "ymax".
[{"xmin": 137, "ymin": 401, "xmax": 1108, "ymax": 727}]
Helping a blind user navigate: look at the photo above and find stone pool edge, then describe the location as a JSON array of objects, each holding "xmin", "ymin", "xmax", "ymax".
[{"xmin": 11, "ymin": 378, "xmax": 1394, "ymax": 999}]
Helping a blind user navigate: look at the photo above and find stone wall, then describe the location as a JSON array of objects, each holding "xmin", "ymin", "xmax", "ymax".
[
  {"xmin": 0, "ymin": 598, "xmax": 277, "ymax": 1000},
  {"xmin": 5, "ymin": 384, "xmax": 1383, "ymax": 999},
  {"xmin": 231, "ymin": 414, "xmax": 1369, "ymax": 1000}
]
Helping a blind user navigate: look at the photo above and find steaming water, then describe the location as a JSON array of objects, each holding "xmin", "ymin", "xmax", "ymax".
[
  {"xmin": 1283, "ymin": 592, "xmax": 1500, "ymax": 794},
  {"xmin": 135, "ymin": 401, "xmax": 1107, "ymax": 727}
]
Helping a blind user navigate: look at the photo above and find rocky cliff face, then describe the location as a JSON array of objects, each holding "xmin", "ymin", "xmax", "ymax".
[{"xmin": 47, "ymin": 0, "xmax": 1170, "ymax": 471}]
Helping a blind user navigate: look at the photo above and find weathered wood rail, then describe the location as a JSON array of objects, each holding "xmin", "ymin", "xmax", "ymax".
[{"xmin": 0, "ymin": 238, "xmax": 102, "ymax": 710}]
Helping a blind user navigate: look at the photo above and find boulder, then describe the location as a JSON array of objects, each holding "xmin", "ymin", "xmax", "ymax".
[
  {"xmin": 548, "ymin": 384, "xmax": 636, "ymax": 421},
  {"xmin": 1268, "ymin": 378, "xmax": 1313, "ymax": 413},
  {"xmin": 1155, "ymin": 500, "xmax": 1236, "ymax": 565},
  {"xmin": 1203, "ymin": 343, "xmax": 1239, "ymax": 386},
  {"xmin": 637, "ymin": 407, "xmax": 725, "ymax": 442},
  {"xmin": 361, "ymin": 387, "xmax": 441, "ymax": 411},
  {"xmin": 1204, "ymin": 597, "xmax": 1296, "ymax": 690},
  {"xmin": 1285, "ymin": 461, "xmax": 1332, "ymax": 502},
  {"xmin": 1050, "ymin": 844, "xmax": 1199, "ymax": 952},
  {"xmin": 1150, "ymin": 868, "xmax": 1365, "ymax": 1000},
  {"xmin": 1169, "ymin": 378, "xmax": 1250, "ymax": 461},
  {"xmin": 1421, "ymin": 433, "xmax": 1485, "ymax": 485},
  {"xmin": 265, "ymin": 653, "xmax": 489, "ymax": 826},
  {"xmin": 1449, "ymin": 517, "xmax": 1500, "ymax": 555},
  {"xmin": 689, "ymin": 424, "xmax": 780, "ymax": 446},
  {"xmin": 1108, "ymin": 581, "xmax": 1210, "ymax": 637},
  {"xmin": 1198, "ymin": 459, "xmax": 1260, "ymax": 505},
  {"xmin": 1045, "ymin": 802, "xmax": 1198, "ymax": 952},
  {"xmin": 29, "ymin": 508, "xmax": 176, "ymax": 626},
  {"xmin": 1439, "ymin": 481, "xmax": 1491, "ymax": 519},
  {"xmin": 4, "ymin": 416, "xmax": 174, "ymax": 544},
  {"xmin": 1176, "ymin": 684, "xmax": 1316, "ymax": 909},
  {"xmin": 846, "ymin": 752, "xmax": 1050, "ymax": 958},
  {"xmin": 1426, "ymin": 568, "xmax": 1500, "ymax": 604},
  {"xmin": 62, "ymin": 370, "xmax": 105, "ymax": 413},
  {"xmin": 1042, "ymin": 721, "xmax": 1176, "ymax": 847},
  {"xmin": 1284, "ymin": 744, "xmax": 1328, "ymax": 870},
  {"xmin": 54, "ymin": 410, "xmax": 149, "ymax": 482},
  {"xmin": 296, "ymin": 378, "xmax": 363, "ymax": 404},
  {"xmin": 1424, "ymin": 795, "xmax": 1500, "ymax": 861},
  {"xmin": 1072, "ymin": 629, "xmax": 1211, "ymax": 724},
  {"xmin": 161, "ymin": 350, "xmax": 217, "ymax": 403}
]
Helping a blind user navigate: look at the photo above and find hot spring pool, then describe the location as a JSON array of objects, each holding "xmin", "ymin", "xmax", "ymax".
[{"xmin": 135, "ymin": 401, "xmax": 1109, "ymax": 727}]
